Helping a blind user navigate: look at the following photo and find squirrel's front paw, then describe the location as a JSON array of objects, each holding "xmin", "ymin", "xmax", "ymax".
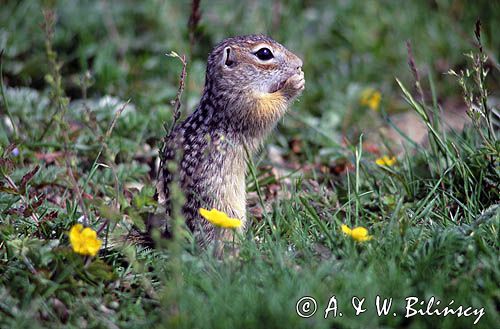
[{"xmin": 281, "ymin": 71, "xmax": 305, "ymax": 100}]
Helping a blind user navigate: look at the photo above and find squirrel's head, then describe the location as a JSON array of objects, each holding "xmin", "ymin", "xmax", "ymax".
[{"xmin": 204, "ymin": 35, "xmax": 304, "ymax": 137}]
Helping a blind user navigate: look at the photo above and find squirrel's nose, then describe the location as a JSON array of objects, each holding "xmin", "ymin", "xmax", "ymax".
[
  {"xmin": 288, "ymin": 52, "xmax": 303, "ymax": 70},
  {"xmin": 296, "ymin": 58, "xmax": 303, "ymax": 70}
]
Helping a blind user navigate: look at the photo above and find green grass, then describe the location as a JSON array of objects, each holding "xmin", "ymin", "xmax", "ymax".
[{"xmin": 1, "ymin": 1, "xmax": 499, "ymax": 328}]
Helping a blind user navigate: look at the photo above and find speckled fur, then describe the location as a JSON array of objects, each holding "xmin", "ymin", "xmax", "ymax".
[{"xmin": 150, "ymin": 35, "xmax": 304, "ymax": 247}]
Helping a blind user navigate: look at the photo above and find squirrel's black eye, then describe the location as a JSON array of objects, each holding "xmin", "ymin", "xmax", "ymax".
[{"xmin": 255, "ymin": 48, "xmax": 274, "ymax": 61}]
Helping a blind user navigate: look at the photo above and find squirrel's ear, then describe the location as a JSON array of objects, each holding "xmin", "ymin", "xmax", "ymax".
[{"xmin": 222, "ymin": 47, "xmax": 236, "ymax": 67}]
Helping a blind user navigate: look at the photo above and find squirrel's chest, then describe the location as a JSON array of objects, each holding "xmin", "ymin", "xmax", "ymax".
[{"xmin": 201, "ymin": 143, "xmax": 247, "ymax": 221}]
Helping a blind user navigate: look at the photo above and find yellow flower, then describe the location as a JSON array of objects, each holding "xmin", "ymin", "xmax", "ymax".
[
  {"xmin": 341, "ymin": 224, "xmax": 373, "ymax": 242},
  {"xmin": 375, "ymin": 155, "xmax": 397, "ymax": 166},
  {"xmin": 69, "ymin": 224, "xmax": 102, "ymax": 256},
  {"xmin": 360, "ymin": 88, "xmax": 382, "ymax": 111},
  {"xmin": 199, "ymin": 208, "xmax": 242, "ymax": 229}
]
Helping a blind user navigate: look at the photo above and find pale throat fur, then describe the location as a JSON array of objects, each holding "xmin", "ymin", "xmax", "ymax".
[{"xmin": 155, "ymin": 34, "xmax": 304, "ymax": 244}]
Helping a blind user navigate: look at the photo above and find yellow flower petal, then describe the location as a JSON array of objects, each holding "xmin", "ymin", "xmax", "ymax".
[
  {"xmin": 199, "ymin": 208, "xmax": 213, "ymax": 220},
  {"xmin": 341, "ymin": 224, "xmax": 372, "ymax": 242},
  {"xmin": 360, "ymin": 89, "xmax": 382, "ymax": 111},
  {"xmin": 69, "ymin": 224, "xmax": 83, "ymax": 244},
  {"xmin": 69, "ymin": 224, "xmax": 102, "ymax": 256},
  {"xmin": 85, "ymin": 238, "xmax": 102, "ymax": 256},
  {"xmin": 199, "ymin": 208, "xmax": 242, "ymax": 229},
  {"xmin": 341, "ymin": 224, "xmax": 352, "ymax": 234},
  {"xmin": 81, "ymin": 227, "xmax": 97, "ymax": 240},
  {"xmin": 375, "ymin": 156, "xmax": 396, "ymax": 166},
  {"xmin": 350, "ymin": 227, "xmax": 373, "ymax": 242}
]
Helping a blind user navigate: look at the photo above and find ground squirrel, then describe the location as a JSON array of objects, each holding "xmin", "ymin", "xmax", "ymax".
[{"xmin": 149, "ymin": 34, "xmax": 304, "ymax": 247}]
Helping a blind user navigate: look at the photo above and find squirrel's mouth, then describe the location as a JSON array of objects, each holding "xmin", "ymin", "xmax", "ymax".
[
  {"xmin": 269, "ymin": 80, "xmax": 287, "ymax": 93},
  {"xmin": 269, "ymin": 71, "xmax": 303, "ymax": 94}
]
